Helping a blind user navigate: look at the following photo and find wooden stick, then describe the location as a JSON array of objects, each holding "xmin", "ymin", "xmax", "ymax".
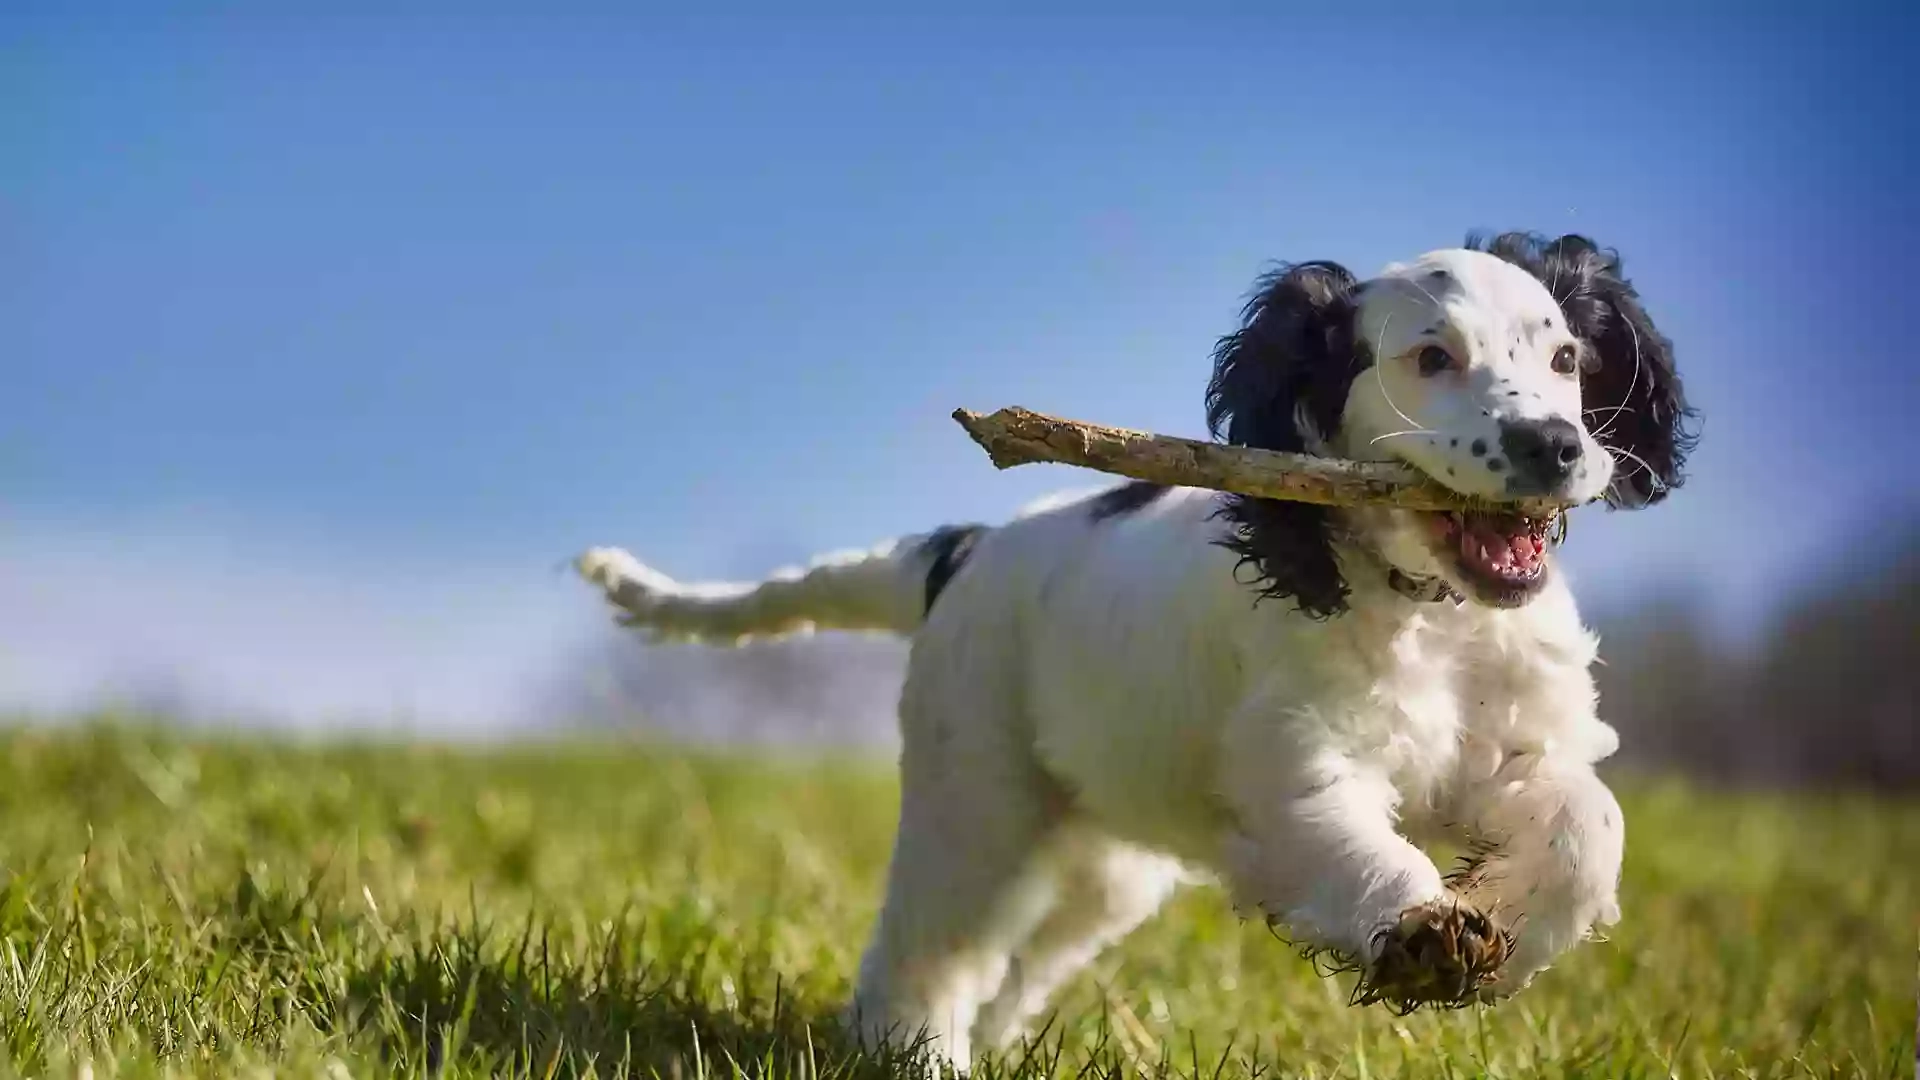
[{"xmin": 952, "ymin": 406, "xmax": 1577, "ymax": 517}]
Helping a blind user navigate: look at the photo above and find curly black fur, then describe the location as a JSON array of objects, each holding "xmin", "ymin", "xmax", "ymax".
[
  {"xmin": 1204, "ymin": 261, "xmax": 1370, "ymax": 619},
  {"xmin": 1468, "ymin": 231, "xmax": 1700, "ymax": 509}
]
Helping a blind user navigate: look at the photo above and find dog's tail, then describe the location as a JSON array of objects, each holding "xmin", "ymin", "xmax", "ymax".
[{"xmin": 574, "ymin": 524, "xmax": 988, "ymax": 643}]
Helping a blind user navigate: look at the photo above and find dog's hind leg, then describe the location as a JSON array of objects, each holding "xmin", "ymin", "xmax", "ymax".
[
  {"xmin": 969, "ymin": 827, "xmax": 1186, "ymax": 1055},
  {"xmin": 846, "ymin": 606, "xmax": 1059, "ymax": 1069}
]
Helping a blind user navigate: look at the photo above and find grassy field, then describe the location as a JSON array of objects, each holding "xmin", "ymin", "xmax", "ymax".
[{"xmin": 0, "ymin": 723, "xmax": 1912, "ymax": 1078}]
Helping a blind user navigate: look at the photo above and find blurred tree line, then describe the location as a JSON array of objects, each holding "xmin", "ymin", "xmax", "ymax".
[
  {"xmin": 570, "ymin": 521, "xmax": 1918, "ymax": 792},
  {"xmin": 1591, "ymin": 521, "xmax": 1917, "ymax": 791}
]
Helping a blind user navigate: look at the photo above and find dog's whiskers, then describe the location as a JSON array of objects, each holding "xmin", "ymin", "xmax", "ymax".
[
  {"xmin": 1369, "ymin": 429, "xmax": 1437, "ymax": 446},
  {"xmin": 1590, "ymin": 315, "xmax": 1644, "ymax": 446},
  {"xmin": 1599, "ymin": 441, "xmax": 1664, "ymax": 492},
  {"xmin": 1372, "ymin": 311, "xmax": 1430, "ymax": 436},
  {"xmin": 1406, "ymin": 277, "xmax": 1448, "ymax": 309}
]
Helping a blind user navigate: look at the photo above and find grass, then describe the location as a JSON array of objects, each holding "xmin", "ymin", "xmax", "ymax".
[{"xmin": 0, "ymin": 722, "xmax": 1912, "ymax": 1078}]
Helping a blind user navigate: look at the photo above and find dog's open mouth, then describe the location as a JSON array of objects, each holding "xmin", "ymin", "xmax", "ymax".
[{"xmin": 1425, "ymin": 510, "xmax": 1554, "ymax": 603}]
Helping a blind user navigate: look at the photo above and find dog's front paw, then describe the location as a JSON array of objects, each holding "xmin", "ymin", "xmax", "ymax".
[{"xmin": 1355, "ymin": 898, "xmax": 1512, "ymax": 1013}]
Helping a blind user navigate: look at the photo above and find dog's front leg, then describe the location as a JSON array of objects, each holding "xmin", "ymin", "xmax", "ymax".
[
  {"xmin": 1217, "ymin": 687, "xmax": 1509, "ymax": 1009},
  {"xmin": 1442, "ymin": 739, "xmax": 1625, "ymax": 997}
]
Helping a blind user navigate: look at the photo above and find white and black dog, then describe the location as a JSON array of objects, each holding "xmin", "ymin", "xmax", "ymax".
[{"xmin": 578, "ymin": 231, "xmax": 1694, "ymax": 1066}]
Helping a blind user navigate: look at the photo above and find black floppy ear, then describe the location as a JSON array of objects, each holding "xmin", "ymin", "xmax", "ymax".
[
  {"xmin": 1204, "ymin": 261, "xmax": 1366, "ymax": 618},
  {"xmin": 1471, "ymin": 231, "xmax": 1699, "ymax": 508}
]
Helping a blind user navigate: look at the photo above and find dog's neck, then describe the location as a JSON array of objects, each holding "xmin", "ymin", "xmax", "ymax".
[
  {"xmin": 1327, "ymin": 507, "xmax": 1463, "ymax": 608},
  {"xmin": 1386, "ymin": 567, "xmax": 1462, "ymax": 606},
  {"xmin": 1308, "ymin": 424, "xmax": 1461, "ymax": 607}
]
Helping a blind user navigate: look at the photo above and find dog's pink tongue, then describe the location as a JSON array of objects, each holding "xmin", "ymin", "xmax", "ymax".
[
  {"xmin": 1460, "ymin": 517, "xmax": 1544, "ymax": 573},
  {"xmin": 1509, "ymin": 532, "xmax": 1543, "ymax": 571}
]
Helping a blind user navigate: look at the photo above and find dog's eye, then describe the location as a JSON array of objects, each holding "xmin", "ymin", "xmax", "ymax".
[
  {"xmin": 1417, "ymin": 346, "xmax": 1455, "ymax": 376},
  {"xmin": 1551, "ymin": 345, "xmax": 1579, "ymax": 375}
]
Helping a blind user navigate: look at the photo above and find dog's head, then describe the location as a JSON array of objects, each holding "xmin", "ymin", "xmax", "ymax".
[{"xmin": 1206, "ymin": 231, "xmax": 1697, "ymax": 615}]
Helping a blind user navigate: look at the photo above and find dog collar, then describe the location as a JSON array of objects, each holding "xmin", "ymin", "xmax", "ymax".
[{"xmin": 1387, "ymin": 568, "xmax": 1462, "ymax": 606}]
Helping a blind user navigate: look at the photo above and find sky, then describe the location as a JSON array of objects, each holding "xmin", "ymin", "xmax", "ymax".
[{"xmin": 4, "ymin": 6, "xmax": 1917, "ymax": 731}]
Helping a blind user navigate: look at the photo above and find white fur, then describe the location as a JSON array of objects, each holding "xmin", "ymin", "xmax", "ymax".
[
  {"xmin": 577, "ymin": 531, "xmax": 945, "ymax": 641},
  {"xmin": 578, "ymin": 248, "xmax": 1629, "ymax": 1068}
]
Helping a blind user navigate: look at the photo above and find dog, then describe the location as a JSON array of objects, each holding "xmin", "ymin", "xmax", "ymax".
[{"xmin": 577, "ymin": 231, "xmax": 1694, "ymax": 1067}]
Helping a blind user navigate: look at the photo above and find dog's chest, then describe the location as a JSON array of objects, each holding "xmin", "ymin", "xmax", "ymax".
[
  {"xmin": 1336, "ymin": 607, "xmax": 1545, "ymax": 792},
  {"xmin": 1362, "ymin": 615, "xmax": 1476, "ymax": 787},
  {"xmin": 1379, "ymin": 603, "xmax": 1608, "ymax": 800}
]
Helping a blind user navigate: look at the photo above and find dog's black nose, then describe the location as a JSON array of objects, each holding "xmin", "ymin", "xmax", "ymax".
[{"xmin": 1499, "ymin": 417, "xmax": 1584, "ymax": 488}]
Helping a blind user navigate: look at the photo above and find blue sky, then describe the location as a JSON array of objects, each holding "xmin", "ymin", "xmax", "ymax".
[{"xmin": 4, "ymin": 7, "xmax": 1917, "ymax": 728}]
